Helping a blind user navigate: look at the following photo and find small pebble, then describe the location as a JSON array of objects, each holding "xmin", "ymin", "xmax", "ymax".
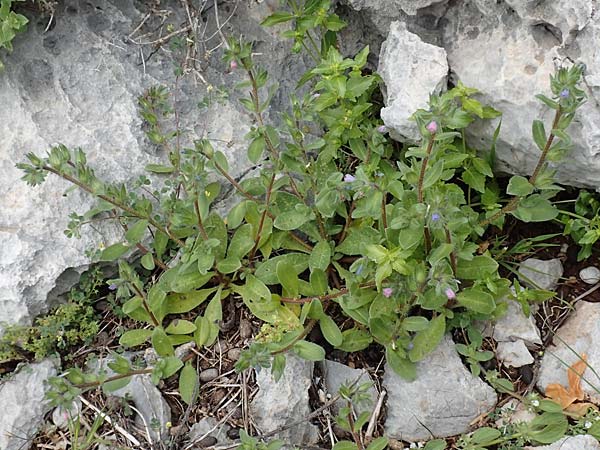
[
  {"xmin": 196, "ymin": 436, "xmax": 218, "ymax": 447},
  {"xmin": 200, "ymin": 368, "xmax": 219, "ymax": 382},
  {"xmin": 239, "ymin": 319, "xmax": 253, "ymax": 339},
  {"xmin": 227, "ymin": 348, "xmax": 241, "ymax": 361},
  {"xmin": 580, "ymin": 266, "xmax": 600, "ymax": 285}
]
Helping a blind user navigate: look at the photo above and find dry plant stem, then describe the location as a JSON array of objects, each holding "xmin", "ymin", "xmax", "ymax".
[
  {"xmin": 78, "ymin": 396, "xmax": 141, "ymax": 447},
  {"xmin": 347, "ymin": 401, "xmax": 365, "ymax": 450},
  {"xmin": 480, "ymin": 107, "xmax": 563, "ymax": 226},
  {"xmin": 380, "ymin": 191, "xmax": 388, "ymax": 230},
  {"xmin": 417, "ymin": 135, "xmax": 435, "ymax": 253},
  {"xmin": 365, "ymin": 389, "xmax": 386, "ymax": 441},
  {"xmin": 42, "ymin": 165, "xmax": 186, "ymax": 248}
]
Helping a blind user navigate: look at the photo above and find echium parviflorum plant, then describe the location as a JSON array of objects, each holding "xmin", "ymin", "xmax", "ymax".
[{"xmin": 17, "ymin": 0, "xmax": 586, "ymax": 406}]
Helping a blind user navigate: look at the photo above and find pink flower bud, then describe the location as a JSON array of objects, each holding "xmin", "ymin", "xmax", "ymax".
[
  {"xmin": 426, "ymin": 121, "xmax": 438, "ymax": 134},
  {"xmin": 230, "ymin": 60, "xmax": 238, "ymax": 70},
  {"xmin": 445, "ymin": 288, "xmax": 456, "ymax": 300},
  {"xmin": 382, "ymin": 287, "xmax": 393, "ymax": 298}
]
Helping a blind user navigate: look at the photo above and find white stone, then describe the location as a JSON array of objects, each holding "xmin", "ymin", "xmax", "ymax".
[
  {"xmin": 379, "ymin": 21, "xmax": 448, "ymax": 142},
  {"xmin": 251, "ymin": 355, "xmax": 319, "ymax": 445},
  {"xmin": 580, "ymin": 266, "xmax": 600, "ymax": 285},
  {"xmin": 497, "ymin": 340, "xmax": 534, "ymax": 368},
  {"xmin": 538, "ymin": 301, "xmax": 600, "ymax": 399},
  {"xmin": 518, "ymin": 258, "xmax": 564, "ymax": 291},
  {"xmin": 524, "ymin": 434, "xmax": 600, "ymax": 450},
  {"xmin": 383, "ymin": 335, "xmax": 497, "ymax": 441},
  {"xmin": 0, "ymin": 359, "xmax": 57, "ymax": 450},
  {"xmin": 52, "ymin": 398, "xmax": 83, "ymax": 429},
  {"xmin": 321, "ymin": 360, "xmax": 378, "ymax": 416},
  {"xmin": 492, "ymin": 299, "xmax": 542, "ymax": 346}
]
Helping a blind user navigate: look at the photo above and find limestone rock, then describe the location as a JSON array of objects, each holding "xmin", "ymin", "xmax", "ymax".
[
  {"xmin": 580, "ymin": 266, "xmax": 600, "ymax": 285},
  {"xmin": 524, "ymin": 434, "xmax": 600, "ymax": 450},
  {"xmin": 492, "ymin": 299, "xmax": 542, "ymax": 346},
  {"xmin": 321, "ymin": 360, "xmax": 378, "ymax": 416},
  {"xmin": 538, "ymin": 301, "xmax": 600, "ymax": 398},
  {"xmin": 0, "ymin": 359, "xmax": 57, "ymax": 450},
  {"xmin": 188, "ymin": 417, "xmax": 233, "ymax": 447},
  {"xmin": 379, "ymin": 21, "xmax": 448, "ymax": 141},
  {"xmin": 442, "ymin": 1, "xmax": 600, "ymax": 189},
  {"xmin": 383, "ymin": 335, "xmax": 497, "ymax": 441},
  {"xmin": 496, "ymin": 340, "xmax": 534, "ymax": 368},
  {"xmin": 518, "ymin": 258, "xmax": 563, "ymax": 291},
  {"xmin": 0, "ymin": 0, "xmax": 308, "ymax": 332},
  {"xmin": 251, "ymin": 355, "xmax": 319, "ymax": 445}
]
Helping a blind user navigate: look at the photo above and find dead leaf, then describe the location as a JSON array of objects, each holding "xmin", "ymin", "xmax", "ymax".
[
  {"xmin": 545, "ymin": 354, "xmax": 588, "ymax": 412},
  {"xmin": 567, "ymin": 355, "xmax": 588, "ymax": 400}
]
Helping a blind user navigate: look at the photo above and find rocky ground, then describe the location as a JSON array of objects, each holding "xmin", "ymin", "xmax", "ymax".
[{"xmin": 3, "ymin": 0, "xmax": 600, "ymax": 449}]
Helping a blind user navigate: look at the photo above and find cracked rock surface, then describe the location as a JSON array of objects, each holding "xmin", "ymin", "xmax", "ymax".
[
  {"xmin": 0, "ymin": 359, "xmax": 58, "ymax": 450},
  {"xmin": 383, "ymin": 335, "xmax": 497, "ymax": 441}
]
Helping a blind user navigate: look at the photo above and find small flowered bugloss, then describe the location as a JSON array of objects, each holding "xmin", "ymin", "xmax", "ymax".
[
  {"xmin": 382, "ymin": 287, "xmax": 394, "ymax": 298},
  {"xmin": 431, "ymin": 212, "xmax": 440, "ymax": 222},
  {"xmin": 230, "ymin": 60, "xmax": 238, "ymax": 70},
  {"xmin": 560, "ymin": 88, "xmax": 570, "ymax": 98},
  {"xmin": 426, "ymin": 121, "xmax": 438, "ymax": 134},
  {"xmin": 343, "ymin": 174, "xmax": 356, "ymax": 182},
  {"xmin": 377, "ymin": 125, "xmax": 388, "ymax": 133},
  {"xmin": 445, "ymin": 288, "xmax": 456, "ymax": 300}
]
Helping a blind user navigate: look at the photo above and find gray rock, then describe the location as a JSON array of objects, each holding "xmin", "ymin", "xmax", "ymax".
[
  {"xmin": 379, "ymin": 21, "xmax": 448, "ymax": 142},
  {"xmin": 91, "ymin": 354, "xmax": 170, "ymax": 443},
  {"xmin": 199, "ymin": 368, "xmax": 219, "ymax": 383},
  {"xmin": 52, "ymin": 398, "xmax": 83, "ymax": 429},
  {"xmin": 383, "ymin": 335, "xmax": 497, "ymax": 441},
  {"xmin": 321, "ymin": 360, "xmax": 378, "ymax": 416},
  {"xmin": 110, "ymin": 373, "xmax": 171, "ymax": 443},
  {"xmin": 518, "ymin": 258, "xmax": 563, "ymax": 291},
  {"xmin": 496, "ymin": 340, "xmax": 534, "ymax": 368},
  {"xmin": 441, "ymin": 1, "xmax": 600, "ymax": 189},
  {"xmin": 538, "ymin": 301, "xmax": 600, "ymax": 399},
  {"xmin": 580, "ymin": 266, "xmax": 600, "ymax": 285},
  {"xmin": 344, "ymin": 0, "xmax": 448, "ymax": 17},
  {"xmin": 524, "ymin": 434, "xmax": 600, "ymax": 450},
  {"xmin": 0, "ymin": 359, "xmax": 57, "ymax": 450},
  {"xmin": 251, "ymin": 354, "xmax": 319, "ymax": 445},
  {"xmin": 492, "ymin": 298, "xmax": 542, "ymax": 346},
  {"xmin": 188, "ymin": 417, "xmax": 233, "ymax": 447},
  {"xmin": 0, "ymin": 0, "xmax": 309, "ymax": 332},
  {"xmin": 504, "ymin": 0, "xmax": 592, "ymax": 45}
]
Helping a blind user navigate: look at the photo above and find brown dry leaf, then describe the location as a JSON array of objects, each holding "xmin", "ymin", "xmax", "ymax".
[
  {"xmin": 545, "ymin": 354, "xmax": 588, "ymax": 410},
  {"xmin": 546, "ymin": 383, "xmax": 577, "ymax": 409},
  {"xmin": 567, "ymin": 355, "xmax": 588, "ymax": 400},
  {"xmin": 565, "ymin": 401, "xmax": 597, "ymax": 417}
]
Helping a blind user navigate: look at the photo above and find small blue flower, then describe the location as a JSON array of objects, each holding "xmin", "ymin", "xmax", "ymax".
[
  {"xmin": 108, "ymin": 284, "xmax": 118, "ymax": 291},
  {"xmin": 431, "ymin": 213, "xmax": 441, "ymax": 222},
  {"xmin": 377, "ymin": 125, "xmax": 388, "ymax": 133},
  {"xmin": 356, "ymin": 264, "xmax": 364, "ymax": 276},
  {"xmin": 560, "ymin": 88, "xmax": 570, "ymax": 98},
  {"xmin": 343, "ymin": 174, "xmax": 356, "ymax": 183}
]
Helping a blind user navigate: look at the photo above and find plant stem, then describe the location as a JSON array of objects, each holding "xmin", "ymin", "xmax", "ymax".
[
  {"xmin": 445, "ymin": 227, "xmax": 457, "ymax": 276},
  {"xmin": 193, "ymin": 198, "xmax": 209, "ymax": 240},
  {"xmin": 130, "ymin": 284, "xmax": 160, "ymax": 326},
  {"xmin": 417, "ymin": 136, "xmax": 435, "ymax": 253},
  {"xmin": 479, "ymin": 107, "xmax": 563, "ymax": 227},
  {"xmin": 380, "ymin": 190, "xmax": 388, "ymax": 230},
  {"xmin": 42, "ymin": 165, "xmax": 186, "ymax": 248},
  {"xmin": 249, "ymin": 172, "xmax": 276, "ymax": 260}
]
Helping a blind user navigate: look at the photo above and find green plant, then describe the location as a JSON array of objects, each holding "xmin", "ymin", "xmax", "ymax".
[
  {"xmin": 0, "ymin": 0, "xmax": 28, "ymax": 70},
  {"xmin": 561, "ymin": 190, "xmax": 600, "ymax": 260},
  {"xmin": 16, "ymin": 0, "xmax": 586, "ymax": 420},
  {"xmin": 0, "ymin": 268, "xmax": 102, "ymax": 362}
]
